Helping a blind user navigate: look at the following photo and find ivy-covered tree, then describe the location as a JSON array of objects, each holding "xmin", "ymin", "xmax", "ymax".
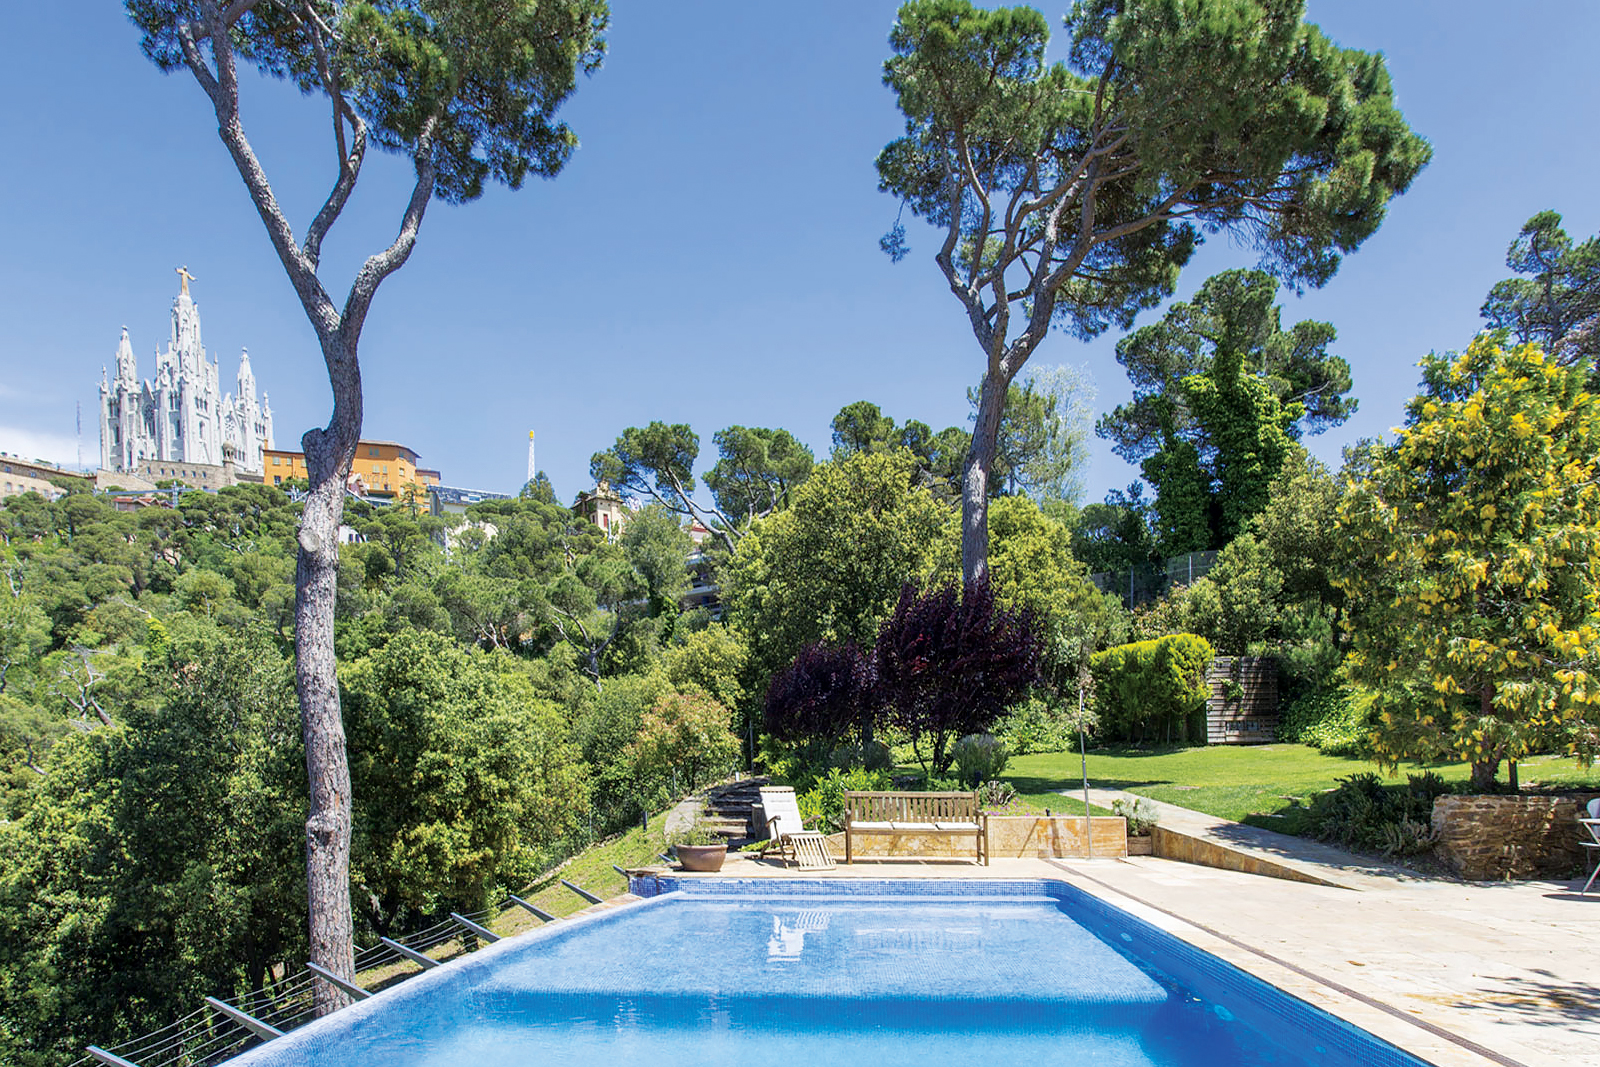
[
  {"xmin": 876, "ymin": 0, "xmax": 1429, "ymax": 585},
  {"xmin": 126, "ymin": 0, "xmax": 609, "ymax": 1007},
  {"xmin": 1336, "ymin": 339, "xmax": 1600, "ymax": 789},
  {"xmin": 1098, "ymin": 269, "xmax": 1353, "ymax": 552}
]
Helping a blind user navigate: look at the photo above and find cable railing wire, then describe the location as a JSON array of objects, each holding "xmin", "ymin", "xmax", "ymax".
[{"xmin": 74, "ymin": 869, "xmax": 632, "ymax": 1066}]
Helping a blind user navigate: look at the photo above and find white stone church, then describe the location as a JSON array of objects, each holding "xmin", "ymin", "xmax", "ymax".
[{"xmin": 99, "ymin": 269, "xmax": 274, "ymax": 476}]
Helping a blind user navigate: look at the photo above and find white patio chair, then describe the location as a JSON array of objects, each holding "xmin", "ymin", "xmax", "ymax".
[
  {"xmin": 1580, "ymin": 797, "xmax": 1600, "ymax": 896},
  {"xmin": 757, "ymin": 786, "xmax": 836, "ymax": 870}
]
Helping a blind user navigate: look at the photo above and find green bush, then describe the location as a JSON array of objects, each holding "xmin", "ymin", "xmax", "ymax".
[
  {"xmin": 1089, "ymin": 633, "xmax": 1214, "ymax": 743},
  {"xmin": 1301, "ymin": 771, "xmax": 1449, "ymax": 856},
  {"xmin": 1111, "ymin": 796, "xmax": 1159, "ymax": 836},
  {"xmin": 976, "ymin": 778, "xmax": 1018, "ymax": 810},
  {"xmin": 951, "ymin": 733, "xmax": 1009, "ymax": 786},
  {"xmin": 828, "ymin": 739, "xmax": 894, "ymax": 772},
  {"xmin": 996, "ymin": 695, "xmax": 1081, "ymax": 755},
  {"xmin": 796, "ymin": 767, "xmax": 892, "ymax": 834},
  {"xmin": 626, "ymin": 692, "xmax": 741, "ymax": 812},
  {"xmin": 1278, "ymin": 688, "xmax": 1373, "ymax": 757}
]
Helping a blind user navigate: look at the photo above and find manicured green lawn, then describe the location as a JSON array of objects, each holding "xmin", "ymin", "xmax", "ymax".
[{"xmin": 1000, "ymin": 744, "xmax": 1600, "ymax": 834}]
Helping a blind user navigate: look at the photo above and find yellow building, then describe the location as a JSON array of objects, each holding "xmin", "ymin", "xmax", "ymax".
[{"xmin": 263, "ymin": 440, "xmax": 441, "ymax": 501}]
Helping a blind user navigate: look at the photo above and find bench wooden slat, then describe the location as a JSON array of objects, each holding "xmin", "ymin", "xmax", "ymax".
[{"xmin": 843, "ymin": 790, "xmax": 987, "ymax": 865}]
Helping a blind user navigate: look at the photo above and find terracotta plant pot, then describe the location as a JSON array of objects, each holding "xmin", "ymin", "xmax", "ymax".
[
  {"xmin": 1127, "ymin": 835, "xmax": 1153, "ymax": 856},
  {"xmin": 675, "ymin": 843, "xmax": 727, "ymax": 872}
]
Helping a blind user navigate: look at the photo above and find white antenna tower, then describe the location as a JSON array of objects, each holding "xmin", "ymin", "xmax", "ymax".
[
  {"xmin": 526, "ymin": 430, "xmax": 536, "ymax": 485},
  {"xmin": 76, "ymin": 402, "xmax": 82, "ymax": 471}
]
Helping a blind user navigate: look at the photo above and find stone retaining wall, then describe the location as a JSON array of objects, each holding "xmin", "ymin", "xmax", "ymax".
[
  {"xmin": 1431, "ymin": 793, "xmax": 1599, "ymax": 880},
  {"xmin": 825, "ymin": 815, "xmax": 1127, "ymax": 860}
]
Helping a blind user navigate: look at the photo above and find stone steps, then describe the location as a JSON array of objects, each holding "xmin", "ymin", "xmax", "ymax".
[{"xmin": 700, "ymin": 776, "xmax": 768, "ymax": 841}]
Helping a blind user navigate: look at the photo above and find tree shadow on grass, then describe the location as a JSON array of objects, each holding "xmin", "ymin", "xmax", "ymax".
[{"xmin": 1004, "ymin": 773, "xmax": 1174, "ymax": 796}]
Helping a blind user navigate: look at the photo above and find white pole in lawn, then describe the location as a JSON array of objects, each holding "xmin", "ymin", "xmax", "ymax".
[{"xmin": 1079, "ymin": 680, "xmax": 1091, "ymax": 860}]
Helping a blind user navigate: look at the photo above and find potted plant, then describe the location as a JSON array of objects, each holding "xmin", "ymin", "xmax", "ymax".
[
  {"xmin": 1112, "ymin": 797, "xmax": 1159, "ymax": 856},
  {"xmin": 670, "ymin": 817, "xmax": 728, "ymax": 872}
]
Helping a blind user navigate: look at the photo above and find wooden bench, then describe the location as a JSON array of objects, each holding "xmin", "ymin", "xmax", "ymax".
[{"xmin": 844, "ymin": 791, "xmax": 987, "ymax": 865}]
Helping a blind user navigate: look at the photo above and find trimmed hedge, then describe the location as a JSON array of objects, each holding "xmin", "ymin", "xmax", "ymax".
[{"xmin": 1090, "ymin": 633, "xmax": 1214, "ymax": 743}]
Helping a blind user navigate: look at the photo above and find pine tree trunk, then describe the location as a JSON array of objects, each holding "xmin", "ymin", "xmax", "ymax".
[
  {"xmin": 296, "ymin": 412, "xmax": 360, "ymax": 1016},
  {"xmin": 962, "ymin": 371, "xmax": 1008, "ymax": 585}
]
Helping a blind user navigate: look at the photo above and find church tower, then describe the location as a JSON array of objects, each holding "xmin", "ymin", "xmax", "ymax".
[{"xmin": 99, "ymin": 268, "xmax": 274, "ymax": 476}]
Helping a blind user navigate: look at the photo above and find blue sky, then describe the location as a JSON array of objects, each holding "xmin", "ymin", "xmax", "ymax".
[{"xmin": 1, "ymin": 1, "xmax": 1597, "ymax": 505}]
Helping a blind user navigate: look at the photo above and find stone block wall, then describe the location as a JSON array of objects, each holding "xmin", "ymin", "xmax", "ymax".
[
  {"xmin": 826, "ymin": 816, "xmax": 1126, "ymax": 860},
  {"xmin": 1431, "ymin": 793, "xmax": 1599, "ymax": 880}
]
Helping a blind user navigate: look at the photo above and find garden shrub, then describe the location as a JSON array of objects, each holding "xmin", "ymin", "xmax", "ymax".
[
  {"xmin": 1090, "ymin": 633, "xmax": 1214, "ymax": 743},
  {"xmin": 976, "ymin": 778, "xmax": 1017, "ymax": 810},
  {"xmin": 951, "ymin": 733, "xmax": 1009, "ymax": 786},
  {"xmin": 828, "ymin": 739, "xmax": 894, "ymax": 772},
  {"xmin": 1278, "ymin": 688, "xmax": 1373, "ymax": 757},
  {"xmin": 796, "ymin": 767, "xmax": 892, "ymax": 833},
  {"xmin": 1300, "ymin": 771, "xmax": 1450, "ymax": 856},
  {"xmin": 996, "ymin": 695, "xmax": 1081, "ymax": 755},
  {"xmin": 1111, "ymin": 797, "xmax": 1159, "ymax": 836}
]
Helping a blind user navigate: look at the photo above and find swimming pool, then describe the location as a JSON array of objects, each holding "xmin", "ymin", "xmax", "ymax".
[{"xmin": 224, "ymin": 878, "xmax": 1429, "ymax": 1067}]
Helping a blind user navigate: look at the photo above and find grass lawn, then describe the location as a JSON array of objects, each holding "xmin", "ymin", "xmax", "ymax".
[
  {"xmin": 1000, "ymin": 745, "xmax": 1600, "ymax": 835},
  {"xmin": 356, "ymin": 820, "xmax": 669, "ymax": 988}
]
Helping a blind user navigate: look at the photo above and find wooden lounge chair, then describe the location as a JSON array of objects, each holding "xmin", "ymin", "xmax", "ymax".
[
  {"xmin": 757, "ymin": 786, "xmax": 836, "ymax": 870},
  {"xmin": 1580, "ymin": 798, "xmax": 1600, "ymax": 896}
]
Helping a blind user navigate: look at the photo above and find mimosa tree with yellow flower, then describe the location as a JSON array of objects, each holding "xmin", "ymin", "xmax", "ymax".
[{"xmin": 1337, "ymin": 338, "xmax": 1600, "ymax": 790}]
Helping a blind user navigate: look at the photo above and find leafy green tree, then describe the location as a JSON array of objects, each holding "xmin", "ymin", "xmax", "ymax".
[
  {"xmin": 592, "ymin": 422, "xmax": 812, "ymax": 553},
  {"xmin": 703, "ymin": 427, "xmax": 814, "ymax": 525},
  {"xmin": 727, "ymin": 450, "xmax": 951, "ymax": 686},
  {"xmin": 521, "ymin": 470, "xmax": 559, "ymax": 504},
  {"xmin": 1481, "ymin": 211, "xmax": 1599, "ymax": 370},
  {"xmin": 620, "ymin": 505, "xmax": 693, "ymax": 618},
  {"xmin": 831, "ymin": 401, "xmax": 968, "ymax": 498},
  {"xmin": 664, "ymin": 626, "xmax": 750, "ymax": 717},
  {"xmin": 341, "ymin": 631, "xmax": 589, "ymax": 934},
  {"xmin": 1336, "ymin": 339, "xmax": 1600, "ymax": 789},
  {"xmin": 570, "ymin": 670, "xmax": 674, "ymax": 829},
  {"xmin": 625, "ymin": 692, "xmax": 740, "ymax": 811},
  {"xmin": 877, "ymin": 0, "xmax": 1428, "ymax": 585},
  {"xmin": 830, "ymin": 401, "xmax": 904, "ymax": 457},
  {"xmin": 0, "ymin": 626, "xmax": 305, "ymax": 1065},
  {"xmin": 995, "ymin": 364, "xmax": 1096, "ymax": 504},
  {"xmin": 1071, "ymin": 483, "xmax": 1160, "ymax": 600},
  {"xmin": 1182, "ymin": 534, "xmax": 1283, "ymax": 655},
  {"xmin": 126, "ymin": 0, "xmax": 609, "ymax": 1004}
]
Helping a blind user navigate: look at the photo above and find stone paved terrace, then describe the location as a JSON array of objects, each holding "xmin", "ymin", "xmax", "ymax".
[{"xmin": 655, "ymin": 825, "xmax": 1599, "ymax": 1067}]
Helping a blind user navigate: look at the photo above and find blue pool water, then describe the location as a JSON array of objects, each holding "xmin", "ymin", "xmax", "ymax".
[{"xmin": 227, "ymin": 879, "xmax": 1427, "ymax": 1067}]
